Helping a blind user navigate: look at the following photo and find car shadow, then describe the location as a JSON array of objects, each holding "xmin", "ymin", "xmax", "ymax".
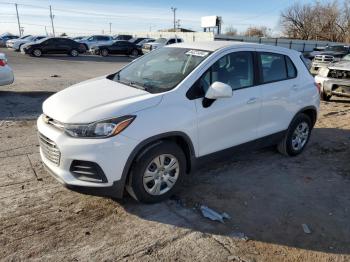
[
  {"xmin": 34, "ymin": 54, "xmax": 136, "ymax": 63},
  {"xmin": 116, "ymin": 127, "xmax": 350, "ymax": 254},
  {"xmin": 0, "ymin": 91, "xmax": 55, "ymax": 120}
]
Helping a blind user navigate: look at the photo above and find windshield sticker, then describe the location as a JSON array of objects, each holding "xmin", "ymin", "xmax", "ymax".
[{"xmin": 185, "ymin": 50, "xmax": 209, "ymax": 57}]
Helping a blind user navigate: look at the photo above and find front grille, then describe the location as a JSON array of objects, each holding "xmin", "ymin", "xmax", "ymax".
[
  {"xmin": 38, "ymin": 133, "xmax": 61, "ymax": 166},
  {"xmin": 328, "ymin": 69, "xmax": 350, "ymax": 79},
  {"xmin": 70, "ymin": 160, "xmax": 107, "ymax": 183},
  {"xmin": 314, "ymin": 55, "xmax": 334, "ymax": 62}
]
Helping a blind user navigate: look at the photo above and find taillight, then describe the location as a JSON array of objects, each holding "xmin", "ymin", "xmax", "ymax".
[
  {"xmin": 0, "ymin": 59, "xmax": 6, "ymax": 67},
  {"xmin": 315, "ymin": 82, "xmax": 321, "ymax": 94}
]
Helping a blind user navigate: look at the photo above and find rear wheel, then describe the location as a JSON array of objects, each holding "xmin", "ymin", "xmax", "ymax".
[
  {"xmin": 69, "ymin": 49, "xmax": 79, "ymax": 57},
  {"xmin": 127, "ymin": 142, "xmax": 186, "ymax": 203},
  {"xmin": 100, "ymin": 49, "xmax": 109, "ymax": 57},
  {"xmin": 32, "ymin": 49, "xmax": 42, "ymax": 57},
  {"xmin": 130, "ymin": 49, "xmax": 138, "ymax": 57},
  {"xmin": 277, "ymin": 113, "xmax": 312, "ymax": 156}
]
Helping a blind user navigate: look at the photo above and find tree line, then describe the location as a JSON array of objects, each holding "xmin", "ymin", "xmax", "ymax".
[{"xmin": 224, "ymin": 0, "xmax": 350, "ymax": 42}]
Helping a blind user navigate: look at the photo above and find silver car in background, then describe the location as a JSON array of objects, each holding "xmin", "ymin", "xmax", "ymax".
[{"xmin": 0, "ymin": 53, "xmax": 14, "ymax": 86}]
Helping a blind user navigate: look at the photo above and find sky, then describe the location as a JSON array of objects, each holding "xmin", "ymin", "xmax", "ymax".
[{"xmin": 0, "ymin": 0, "xmax": 322, "ymax": 36}]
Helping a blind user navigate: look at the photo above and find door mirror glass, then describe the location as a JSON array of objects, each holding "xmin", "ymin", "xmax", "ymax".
[{"xmin": 205, "ymin": 81, "xmax": 232, "ymax": 99}]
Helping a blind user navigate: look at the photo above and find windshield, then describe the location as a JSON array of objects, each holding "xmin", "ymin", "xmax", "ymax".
[
  {"xmin": 324, "ymin": 45, "xmax": 348, "ymax": 52},
  {"xmin": 35, "ymin": 37, "xmax": 50, "ymax": 44},
  {"xmin": 20, "ymin": 35, "xmax": 31, "ymax": 39},
  {"xmin": 155, "ymin": 38, "xmax": 167, "ymax": 44},
  {"xmin": 113, "ymin": 47, "xmax": 211, "ymax": 93}
]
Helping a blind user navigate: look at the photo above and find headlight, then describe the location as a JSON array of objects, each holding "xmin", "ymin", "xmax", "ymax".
[{"xmin": 64, "ymin": 115, "xmax": 135, "ymax": 138}]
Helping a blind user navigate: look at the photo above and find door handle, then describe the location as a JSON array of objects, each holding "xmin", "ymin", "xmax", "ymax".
[{"xmin": 247, "ymin": 97, "xmax": 258, "ymax": 104}]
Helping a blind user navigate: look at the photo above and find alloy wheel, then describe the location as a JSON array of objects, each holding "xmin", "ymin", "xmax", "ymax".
[
  {"xmin": 291, "ymin": 122, "xmax": 309, "ymax": 151},
  {"xmin": 142, "ymin": 154, "xmax": 180, "ymax": 196}
]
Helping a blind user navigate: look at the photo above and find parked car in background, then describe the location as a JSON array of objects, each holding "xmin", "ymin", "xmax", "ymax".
[
  {"xmin": 90, "ymin": 40, "xmax": 139, "ymax": 57},
  {"xmin": 130, "ymin": 38, "xmax": 155, "ymax": 54},
  {"xmin": 113, "ymin": 34, "xmax": 133, "ymax": 41},
  {"xmin": 0, "ymin": 53, "xmax": 14, "ymax": 86},
  {"xmin": 142, "ymin": 37, "xmax": 184, "ymax": 54},
  {"xmin": 72, "ymin": 36, "xmax": 86, "ymax": 41},
  {"xmin": 315, "ymin": 55, "xmax": 350, "ymax": 101},
  {"xmin": 0, "ymin": 35, "xmax": 18, "ymax": 47},
  {"xmin": 6, "ymin": 35, "xmax": 31, "ymax": 49},
  {"xmin": 38, "ymin": 41, "xmax": 319, "ymax": 203},
  {"xmin": 310, "ymin": 45, "xmax": 350, "ymax": 74},
  {"xmin": 7, "ymin": 35, "xmax": 46, "ymax": 51},
  {"xmin": 78, "ymin": 35, "xmax": 114, "ymax": 50},
  {"xmin": 22, "ymin": 37, "xmax": 86, "ymax": 57}
]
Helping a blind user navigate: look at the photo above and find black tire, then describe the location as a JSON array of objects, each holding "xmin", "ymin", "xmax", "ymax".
[
  {"xmin": 130, "ymin": 49, "xmax": 138, "ymax": 57},
  {"xmin": 32, "ymin": 49, "xmax": 42, "ymax": 57},
  {"xmin": 321, "ymin": 91, "xmax": 332, "ymax": 101},
  {"xmin": 100, "ymin": 49, "xmax": 109, "ymax": 57},
  {"xmin": 69, "ymin": 49, "xmax": 79, "ymax": 57},
  {"xmin": 277, "ymin": 113, "xmax": 312, "ymax": 156},
  {"xmin": 128, "ymin": 141, "xmax": 186, "ymax": 203}
]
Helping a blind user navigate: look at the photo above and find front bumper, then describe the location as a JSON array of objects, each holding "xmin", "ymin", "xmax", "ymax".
[
  {"xmin": 323, "ymin": 78, "xmax": 350, "ymax": 98},
  {"xmin": 37, "ymin": 115, "xmax": 139, "ymax": 197}
]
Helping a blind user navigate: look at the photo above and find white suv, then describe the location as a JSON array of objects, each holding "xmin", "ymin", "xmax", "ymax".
[
  {"xmin": 142, "ymin": 37, "xmax": 183, "ymax": 54},
  {"xmin": 38, "ymin": 41, "xmax": 320, "ymax": 203}
]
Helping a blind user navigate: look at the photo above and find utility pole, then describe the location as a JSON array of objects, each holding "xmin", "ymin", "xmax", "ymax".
[
  {"xmin": 109, "ymin": 23, "xmax": 112, "ymax": 34},
  {"xmin": 49, "ymin": 5, "xmax": 55, "ymax": 36},
  {"xmin": 171, "ymin": 7, "xmax": 177, "ymax": 32},
  {"xmin": 45, "ymin": 26, "xmax": 48, "ymax": 36},
  {"xmin": 15, "ymin": 4, "xmax": 22, "ymax": 36}
]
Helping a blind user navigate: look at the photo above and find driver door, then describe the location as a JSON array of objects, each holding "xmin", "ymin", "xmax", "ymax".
[{"xmin": 194, "ymin": 51, "xmax": 262, "ymax": 156}]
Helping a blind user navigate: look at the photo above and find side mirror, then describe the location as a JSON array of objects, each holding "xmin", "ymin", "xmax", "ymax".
[{"xmin": 205, "ymin": 81, "xmax": 233, "ymax": 99}]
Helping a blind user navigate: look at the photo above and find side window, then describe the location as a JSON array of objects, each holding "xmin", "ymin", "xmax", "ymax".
[
  {"xmin": 259, "ymin": 53, "xmax": 287, "ymax": 83},
  {"xmin": 167, "ymin": 39, "xmax": 176, "ymax": 44},
  {"xmin": 211, "ymin": 52, "xmax": 254, "ymax": 90},
  {"xmin": 286, "ymin": 56, "xmax": 297, "ymax": 78},
  {"xmin": 196, "ymin": 52, "xmax": 254, "ymax": 95},
  {"xmin": 176, "ymin": 39, "xmax": 183, "ymax": 43}
]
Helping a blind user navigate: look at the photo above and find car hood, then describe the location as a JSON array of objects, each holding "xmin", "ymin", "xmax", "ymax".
[
  {"xmin": 147, "ymin": 42, "xmax": 163, "ymax": 48},
  {"xmin": 317, "ymin": 51, "xmax": 346, "ymax": 57},
  {"xmin": 13, "ymin": 39, "xmax": 30, "ymax": 45},
  {"xmin": 43, "ymin": 76, "xmax": 162, "ymax": 123},
  {"xmin": 328, "ymin": 60, "xmax": 350, "ymax": 71}
]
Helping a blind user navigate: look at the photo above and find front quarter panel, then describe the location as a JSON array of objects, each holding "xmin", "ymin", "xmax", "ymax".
[{"xmin": 122, "ymin": 91, "xmax": 197, "ymax": 156}]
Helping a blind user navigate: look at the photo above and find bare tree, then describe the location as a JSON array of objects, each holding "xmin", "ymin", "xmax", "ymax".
[
  {"xmin": 244, "ymin": 26, "xmax": 268, "ymax": 37},
  {"xmin": 225, "ymin": 26, "xmax": 237, "ymax": 36},
  {"xmin": 280, "ymin": 0, "xmax": 350, "ymax": 42}
]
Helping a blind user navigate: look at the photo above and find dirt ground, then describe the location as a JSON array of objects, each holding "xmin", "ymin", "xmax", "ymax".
[{"xmin": 1, "ymin": 49, "xmax": 350, "ymax": 262}]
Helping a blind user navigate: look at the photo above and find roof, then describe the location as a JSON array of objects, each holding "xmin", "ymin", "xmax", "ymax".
[{"xmin": 170, "ymin": 40, "xmax": 300, "ymax": 54}]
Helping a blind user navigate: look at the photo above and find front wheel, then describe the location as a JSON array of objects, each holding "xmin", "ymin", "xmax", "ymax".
[
  {"xmin": 100, "ymin": 49, "xmax": 109, "ymax": 57},
  {"xmin": 277, "ymin": 113, "xmax": 312, "ymax": 156},
  {"xmin": 128, "ymin": 142, "xmax": 186, "ymax": 203},
  {"xmin": 32, "ymin": 49, "xmax": 42, "ymax": 57},
  {"xmin": 321, "ymin": 91, "xmax": 332, "ymax": 101}
]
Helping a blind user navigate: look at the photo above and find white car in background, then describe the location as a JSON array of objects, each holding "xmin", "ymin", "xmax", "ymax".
[
  {"xmin": 7, "ymin": 35, "xmax": 46, "ymax": 51},
  {"xmin": 78, "ymin": 35, "xmax": 114, "ymax": 50},
  {"xmin": 142, "ymin": 37, "xmax": 184, "ymax": 54},
  {"xmin": 38, "ymin": 41, "xmax": 319, "ymax": 203},
  {"xmin": 6, "ymin": 35, "xmax": 31, "ymax": 49},
  {"xmin": 0, "ymin": 53, "xmax": 14, "ymax": 86}
]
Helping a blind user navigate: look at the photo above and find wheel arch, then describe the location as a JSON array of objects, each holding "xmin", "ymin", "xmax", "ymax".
[
  {"xmin": 118, "ymin": 132, "xmax": 196, "ymax": 197},
  {"xmin": 293, "ymin": 106, "xmax": 318, "ymax": 128}
]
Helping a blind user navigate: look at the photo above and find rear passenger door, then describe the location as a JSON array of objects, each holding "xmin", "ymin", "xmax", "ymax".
[{"xmin": 257, "ymin": 51, "xmax": 298, "ymax": 137}]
